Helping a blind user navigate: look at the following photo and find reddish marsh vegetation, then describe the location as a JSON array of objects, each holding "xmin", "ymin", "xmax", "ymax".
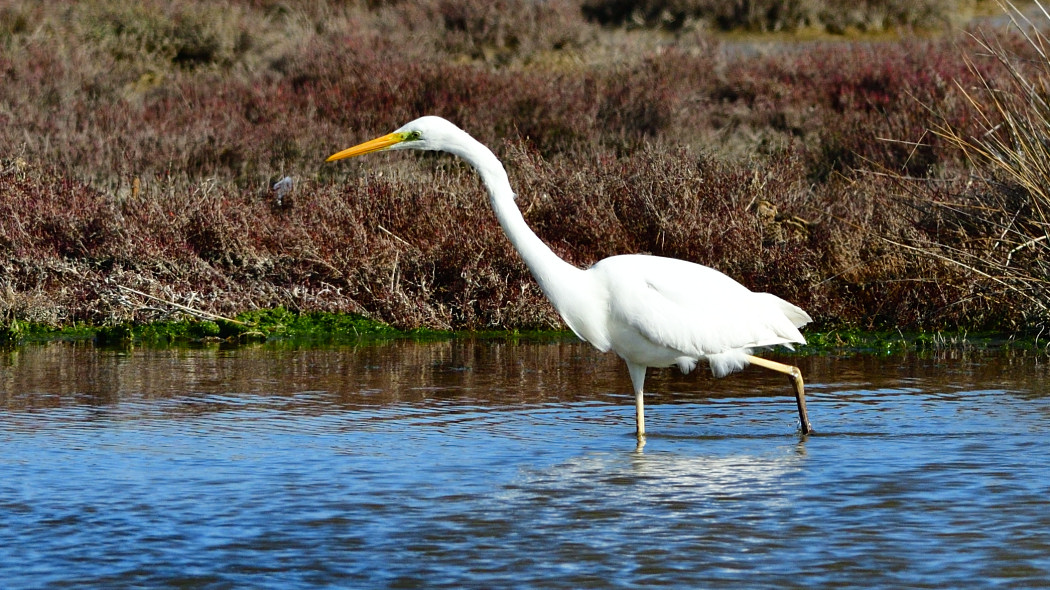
[{"xmin": 0, "ymin": 0, "xmax": 1045, "ymax": 335}]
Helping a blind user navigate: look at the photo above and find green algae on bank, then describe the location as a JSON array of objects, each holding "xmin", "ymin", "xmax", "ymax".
[
  {"xmin": 0, "ymin": 308, "xmax": 568, "ymax": 348},
  {"xmin": 3, "ymin": 307, "xmax": 1046, "ymax": 356},
  {"xmin": 0, "ymin": 308, "xmax": 401, "ymax": 347},
  {"xmin": 798, "ymin": 327, "xmax": 1047, "ymax": 356},
  {"xmin": 0, "ymin": 319, "xmax": 96, "ymax": 345},
  {"xmin": 97, "ymin": 308, "xmax": 407, "ymax": 346}
]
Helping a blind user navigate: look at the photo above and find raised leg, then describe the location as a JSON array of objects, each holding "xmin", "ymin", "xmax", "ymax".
[
  {"xmin": 746, "ymin": 355, "xmax": 813, "ymax": 434},
  {"xmin": 626, "ymin": 362, "xmax": 648, "ymax": 440}
]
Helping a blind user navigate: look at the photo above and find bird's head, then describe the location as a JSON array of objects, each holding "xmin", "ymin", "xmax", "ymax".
[{"xmin": 326, "ymin": 116, "xmax": 466, "ymax": 162}]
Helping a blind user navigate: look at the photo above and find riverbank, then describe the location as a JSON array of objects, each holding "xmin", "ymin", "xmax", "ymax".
[
  {"xmin": 3, "ymin": 307, "xmax": 1042, "ymax": 361},
  {"xmin": 2, "ymin": 1, "xmax": 1048, "ymax": 336}
]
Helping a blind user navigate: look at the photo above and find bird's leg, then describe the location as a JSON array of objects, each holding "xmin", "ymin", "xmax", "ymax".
[
  {"xmin": 745, "ymin": 355, "xmax": 813, "ymax": 435},
  {"xmin": 626, "ymin": 363, "xmax": 648, "ymax": 440},
  {"xmin": 635, "ymin": 389, "xmax": 646, "ymax": 439}
]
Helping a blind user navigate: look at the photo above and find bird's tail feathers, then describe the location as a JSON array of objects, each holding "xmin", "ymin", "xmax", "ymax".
[
  {"xmin": 780, "ymin": 300, "xmax": 812, "ymax": 329},
  {"xmin": 755, "ymin": 293, "xmax": 812, "ymax": 330}
]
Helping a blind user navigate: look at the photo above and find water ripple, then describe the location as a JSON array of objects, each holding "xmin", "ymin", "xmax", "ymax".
[{"xmin": 2, "ymin": 342, "xmax": 1050, "ymax": 588}]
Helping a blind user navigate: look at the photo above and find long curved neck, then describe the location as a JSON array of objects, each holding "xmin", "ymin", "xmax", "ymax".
[{"xmin": 447, "ymin": 137, "xmax": 583, "ymax": 307}]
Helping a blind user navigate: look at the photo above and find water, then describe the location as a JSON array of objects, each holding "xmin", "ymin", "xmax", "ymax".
[{"xmin": 2, "ymin": 339, "xmax": 1049, "ymax": 588}]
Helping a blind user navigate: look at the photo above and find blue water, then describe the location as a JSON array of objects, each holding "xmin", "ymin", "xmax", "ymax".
[{"xmin": 2, "ymin": 340, "xmax": 1049, "ymax": 588}]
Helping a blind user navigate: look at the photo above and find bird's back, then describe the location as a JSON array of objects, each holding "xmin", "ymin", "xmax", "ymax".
[{"xmin": 582, "ymin": 254, "xmax": 810, "ymax": 376}]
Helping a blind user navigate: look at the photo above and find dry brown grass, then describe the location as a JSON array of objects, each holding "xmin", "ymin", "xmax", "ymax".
[
  {"xmin": 896, "ymin": 1, "xmax": 1050, "ymax": 331},
  {"xmin": 0, "ymin": 0, "xmax": 1041, "ymax": 334}
]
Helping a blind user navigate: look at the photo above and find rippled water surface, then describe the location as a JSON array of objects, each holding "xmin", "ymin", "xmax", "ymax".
[{"xmin": 2, "ymin": 339, "xmax": 1050, "ymax": 588}]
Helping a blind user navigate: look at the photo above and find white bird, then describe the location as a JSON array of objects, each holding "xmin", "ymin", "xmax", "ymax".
[{"xmin": 327, "ymin": 116, "xmax": 814, "ymax": 439}]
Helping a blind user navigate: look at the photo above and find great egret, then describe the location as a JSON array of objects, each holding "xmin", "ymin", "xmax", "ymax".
[{"xmin": 327, "ymin": 116, "xmax": 814, "ymax": 438}]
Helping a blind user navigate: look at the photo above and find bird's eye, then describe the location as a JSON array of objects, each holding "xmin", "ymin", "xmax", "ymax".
[{"xmin": 406, "ymin": 130, "xmax": 422, "ymax": 141}]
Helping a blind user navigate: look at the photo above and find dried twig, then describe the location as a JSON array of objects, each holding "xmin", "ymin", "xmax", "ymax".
[{"xmin": 116, "ymin": 285, "xmax": 247, "ymax": 325}]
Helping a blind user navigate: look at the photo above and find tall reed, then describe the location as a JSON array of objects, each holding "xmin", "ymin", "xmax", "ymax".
[{"xmin": 920, "ymin": 1, "xmax": 1050, "ymax": 328}]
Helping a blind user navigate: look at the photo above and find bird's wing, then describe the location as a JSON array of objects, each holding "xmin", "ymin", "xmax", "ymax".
[{"xmin": 595, "ymin": 255, "xmax": 808, "ymax": 358}]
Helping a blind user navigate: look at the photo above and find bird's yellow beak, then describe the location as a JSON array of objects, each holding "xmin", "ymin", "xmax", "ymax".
[{"xmin": 326, "ymin": 132, "xmax": 407, "ymax": 162}]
